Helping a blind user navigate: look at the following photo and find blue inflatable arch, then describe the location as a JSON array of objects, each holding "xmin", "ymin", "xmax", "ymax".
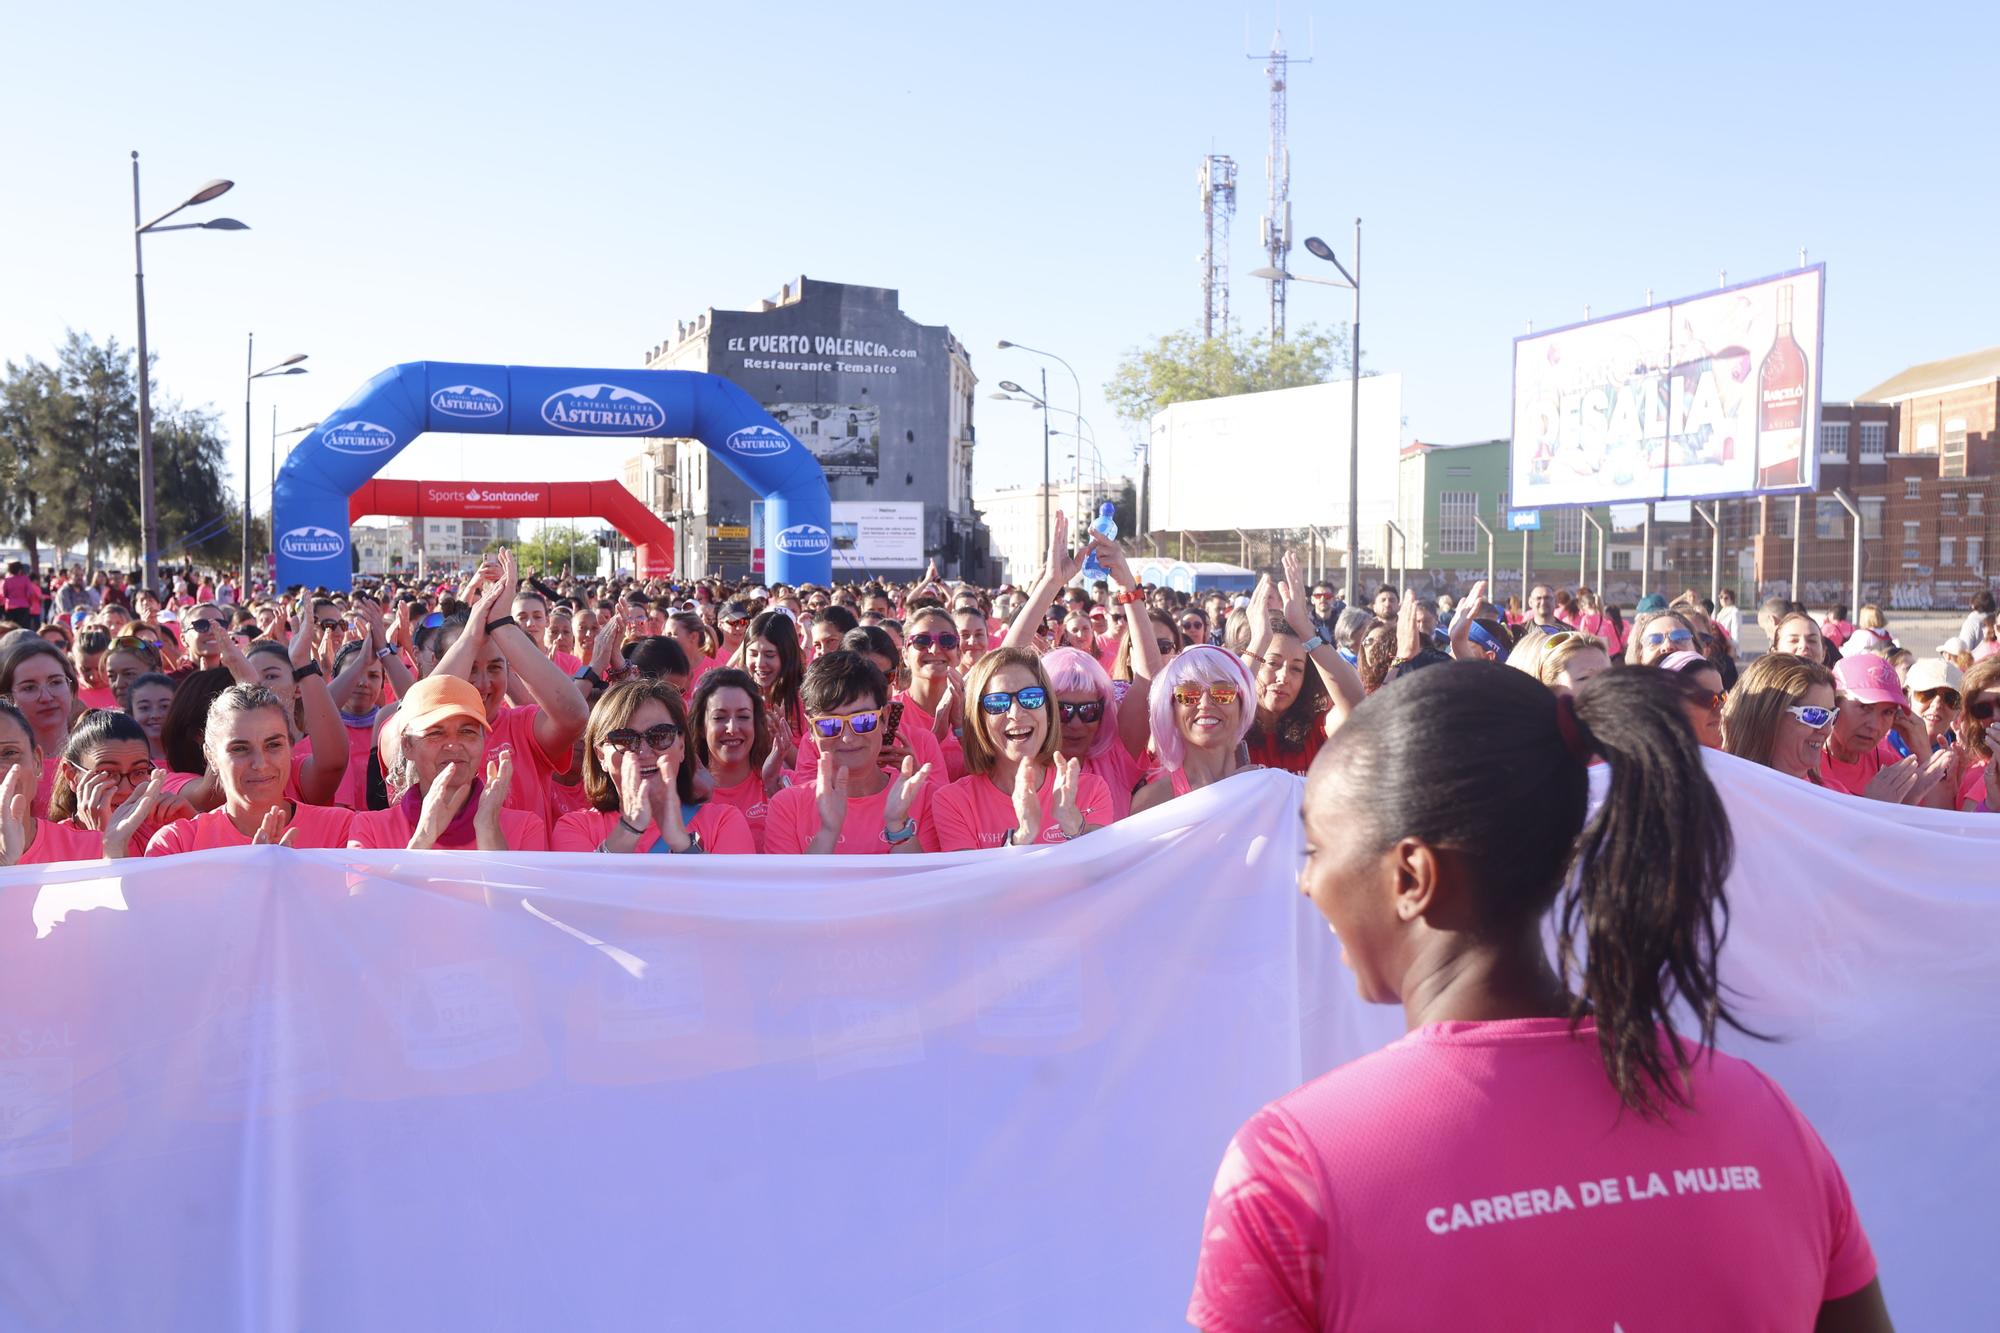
[{"xmin": 272, "ymin": 362, "xmax": 832, "ymax": 590}]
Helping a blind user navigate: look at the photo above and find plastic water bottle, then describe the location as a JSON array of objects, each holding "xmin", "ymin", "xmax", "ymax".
[{"xmin": 1080, "ymin": 501, "xmax": 1118, "ymax": 581}]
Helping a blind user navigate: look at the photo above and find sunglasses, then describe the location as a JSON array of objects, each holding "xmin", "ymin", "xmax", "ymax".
[
  {"xmin": 1155, "ymin": 639, "xmax": 1176, "ymax": 655},
  {"xmin": 421, "ymin": 611, "xmax": 445, "ymax": 629},
  {"xmin": 980, "ymin": 686, "xmax": 1048, "ymax": 715},
  {"xmin": 1056, "ymin": 700, "xmax": 1104, "ymax": 723},
  {"xmin": 601, "ymin": 723, "xmax": 683, "ymax": 753},
  {"xmin": 1913, "ymin": 688, "xmax": 1961, "ymax": 710},
  {"xmin": 1968, "ymin": 696, "xmax": 1999, "ymax": 723},
  {"xmin": 316, "ymin": 618, "xmax": 346, "ymax": 631},
  {"xmin": 110, "ymin": 634, "xmax": 160, "ymax": 652},
  {"xmin": 189, "ymin": 618, "xmax": 218, "ymax": 633},
  {"xmin": 1645, "ymin": 629, "xmax": 1695, "ymax": 647},
  {"xmin": 809, "ymin": 710, "xmax": 882, "ymax": 740},
  {"xmin": 1178, "ymin": 619, "xmax": 1205, "ymax": 634},
  {"xmin": 909, "ymin": 632, "xmax": 960, "ymax": 652},
  {"xmin": 1173, "ymin": 684, "xmax": 1241, "ymax": 708},
  {"xmin": 1786, "ymin": 704, "xmax": 1839, "ymax": 730}
]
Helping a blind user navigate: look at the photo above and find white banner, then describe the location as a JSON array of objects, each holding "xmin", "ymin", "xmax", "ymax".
[{"xmin": 0, "ymin": 760, "xmax": 1990, "ymax": 1328}]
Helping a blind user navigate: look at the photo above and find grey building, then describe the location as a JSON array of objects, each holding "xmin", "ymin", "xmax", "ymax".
[{"xmin": 645, "ymin": 276, "xmax": 990, "ymax": 583}]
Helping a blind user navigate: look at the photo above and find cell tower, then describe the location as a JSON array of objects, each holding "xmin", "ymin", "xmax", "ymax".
[
  {"xmin": 1251, "ymin": 28, "xmax": 1308, "ymax": 342},
  {"xmin": 1199, "ymin": 154, "xmax": 1238, "ymax": 340}
]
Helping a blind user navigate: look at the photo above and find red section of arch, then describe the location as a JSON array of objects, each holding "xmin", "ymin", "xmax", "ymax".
[{"xmin": 349, "ymin": 479, "xmax": 674, "ymax": 577}]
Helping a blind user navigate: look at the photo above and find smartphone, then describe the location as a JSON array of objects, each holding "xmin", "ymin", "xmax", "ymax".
[{"xmin": 880, "ymin": 700, "xmax": 905, "ymax": 750}]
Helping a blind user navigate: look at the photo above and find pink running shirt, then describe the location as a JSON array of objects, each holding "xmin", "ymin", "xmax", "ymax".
[
  {"xmin": 144, "ymin": 803, "xmax": 355, "ymax": 855},
  {"xmin": 1188, "ymin": 1017, "xmax": 1874, "ymax": 1331},
  {"xmin": 762, "ymin": 780, "xmax": 927, "ymax": 854},
  {"xmin": 925, "ymin": 768, "xmax": 1113, "ymax": 851},
  {"xmin": 343, "ymin": 803, "xmax": 549, "ymax": 851},
  {"xmin": 706, "ymin": 774, "xmax": 770, "ymax": 850},
  {"xmin": 550, "ymin": 804, "xmax": 755, "ymax": 855},
  {"xmin": 19, "ymin": 819, "xmax": 105, "ymax": 865}
]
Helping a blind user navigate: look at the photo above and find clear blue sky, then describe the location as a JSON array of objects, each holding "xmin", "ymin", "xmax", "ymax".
[{"xmin": 3, "ymin": 1, "xmax": 1994, "ymax": 526}]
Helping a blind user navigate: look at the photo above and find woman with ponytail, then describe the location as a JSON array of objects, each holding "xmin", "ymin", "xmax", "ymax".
[{"xmin": 1189, "ymin": 662, "xmax": 1889, "ymax": 1332}]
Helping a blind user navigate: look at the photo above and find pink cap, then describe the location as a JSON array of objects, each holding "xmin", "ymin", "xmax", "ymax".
[{"xmin": 1833, "ymin": 653, "xmax": 1908, "ymax": 709}]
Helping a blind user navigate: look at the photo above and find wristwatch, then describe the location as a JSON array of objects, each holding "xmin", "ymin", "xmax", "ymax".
[
  {"xmin": 882, "ymin": 817, "xmax": 919, "ymax": 845},
  {"xmin": 1300, "ymin": 634, "xmax": 1326, "ymax": 654},
  {"xmin": 292, "ymin": 661, "xmax": 323, "ymax": 682},
  {"xmin": 484, "ymin": 614, "xmax": 517, "ymax": 633},
  {"xmin": 374, "ymin": 645, "xmax": 395, "ymax": 661},
  {"xmin": 576, "ymin": 666, "xmax": 605, "ymax": 689}
]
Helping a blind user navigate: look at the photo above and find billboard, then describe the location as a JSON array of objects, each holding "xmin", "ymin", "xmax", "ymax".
[
  {"xmin": 830, "ymin": 501, "xmax": 924, "ymax": 571},
  {"xmin": 1147, "ymin": 375, "xmax": 1404, "ymax": 565},
  {"xmin": 1511, "ymin": 265, "xmax": 1825, "ymax": 508},
  {"xmin": 766, "ymin": 402, "xmax": 881, "ymax": 478}
]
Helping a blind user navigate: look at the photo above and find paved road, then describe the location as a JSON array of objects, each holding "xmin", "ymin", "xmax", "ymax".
[{"xmin": 1733, "ymin": 610, "xmax": 1976, "ymax": 658}]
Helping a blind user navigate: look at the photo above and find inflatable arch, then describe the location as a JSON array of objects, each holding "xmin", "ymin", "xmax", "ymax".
[
  {"xmin": 349, "ymin": 479, "xmax": 678, "ymax": 579},
  {"xmin": 273, "ymin": 362, "xmax": 832, "ymax": 591}
]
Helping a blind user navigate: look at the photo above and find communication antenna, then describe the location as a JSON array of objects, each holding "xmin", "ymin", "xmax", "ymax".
[
  {"xmin": 1250, "ymin": 17, "xmax": 1309, "ymax": 343},
  {"xmin": 1199, "ymin": 155, "xmax": 1238, "ymax": 340}
]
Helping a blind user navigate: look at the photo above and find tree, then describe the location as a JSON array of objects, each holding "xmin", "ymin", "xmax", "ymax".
[
  {"xmin": 516, "ymin": 525, "xmax": 601, "ymax": 577},
  {"xmin": 151, "ymin": 401, "xmax": 242, "ymax": 570},
  {"xmin": 0, "ymin": 357, "xmax": 62, "ymax": 572},
  {"xmin": 1104, "ymin": 322, "xmax": 1362, "ymax": 428},
  {"xmin": 35, "ymin": 332, "xmax": 142, "ymax": 568}
]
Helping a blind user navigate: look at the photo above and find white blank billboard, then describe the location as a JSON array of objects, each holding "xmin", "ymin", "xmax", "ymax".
[
  {"xmin": 1511, "ymin": 265, "xmax": 1825, "ymax": 508},
  {"xmin": 830, "ymin": 501, "xmax": 924, "ymax": 571},
  {"xmin": 1147, "ymin": 375, "xmax": 1404, "ymax": 563}
]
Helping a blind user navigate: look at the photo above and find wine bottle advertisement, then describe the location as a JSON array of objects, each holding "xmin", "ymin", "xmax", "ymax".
[{"xmin": 1510, "ymin": 265, "xmax": 1824, "ymax": 509}]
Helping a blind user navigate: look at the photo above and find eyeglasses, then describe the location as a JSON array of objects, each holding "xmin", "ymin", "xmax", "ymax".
[
  {"xmin": 189, "ymin": 618, "xmax": 217, "ymax": 633},
  {"xmin": 1173, "ymin": 684, "xmax": 1241, "ymax": 708},
  {"xmin": 1968, "ymin": 696, "xmax": 1999, "ymax": 723},
  {"xmin": 1056, "ymin": 700, "xmax": 1104, "ymax": 723},
  {"xmin": 600, "ymin": 723, "xmax": 683, "ymax": 753},
  {"xmin": 1913, "ymin": 688, "xmax": 1962, "ymax": 710},
  {"xmin": 980, "ymin": 686, "xmax": 1048, "ymax": 714},
  {"xmin": 1785, "ymin": 704, "xmax": 1839, "ymax": 730},
  {"xmin": 316, "ymin": 618, "xmax": 345, "ymax": 631},
  {"xmin": 808, "ymin": 710, "xmax": 882, "ymax": 739},
  {"xmin": 909, "ymin": 632, "xmax": 960, "ymax": 651},
  {"xmin": 1645, "ymin": 629, "xmax": 1695, "ymax": 647}
]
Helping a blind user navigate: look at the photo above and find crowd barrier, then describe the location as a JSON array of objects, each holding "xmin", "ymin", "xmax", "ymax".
[{"xmin": 0, "ymin": 762, "xmax": 1991, "ymax": 1328}]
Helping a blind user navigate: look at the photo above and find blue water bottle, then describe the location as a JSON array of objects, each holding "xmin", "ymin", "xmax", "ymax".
[{"xmin": 1081, "ymin": 501, "xmax": 1118, "ymax": 580}]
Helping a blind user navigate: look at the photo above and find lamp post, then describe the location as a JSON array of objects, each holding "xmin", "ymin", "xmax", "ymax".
[
  {"xmin": 995, "ymin": 378, "xmax": 1052, "ymax": 558},
  {"xmin": 244, "ymin": 336, "xmax": 307, "ymax": 593},
  {"xmin": 999, "ymin": 341, "xmax": 1083, "ymax": 551},
  {"xmin": 1251, "ymin": 218, "xmax": 1361, "ymax": 604},
  {"xmin": 132, "ymin": 153, "xmax": 246, "ymax": 594}
]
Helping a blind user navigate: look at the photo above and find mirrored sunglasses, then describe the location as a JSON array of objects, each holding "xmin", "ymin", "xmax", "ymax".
[
  {"xmin": 1645, "ymin": 628, "xmax": 1695, "ymax": 647},
  {"xmin": 909, "ymin": 632, "xmax": 960, "ymax": 651},
  {"xmin": 1912, "ymin": 688, "xmax": 1961, "ymax": 710},
  {"xmin": 1785, "ymin": 704, "xmax": 1838, "ymax": 730},
  {"xmin": 809, "ymin": 710, "xmax": 882, "ymax": 740},
  {"xmin": 1174, "ymin": 684, "xmax": 1240, "ymax": 708},
  {"xmin": 980, "ymin": 686, "xmax": 1048, "ymax": 715},
  {"xmin": 1056, "ymin": 700, "xmax": 1104, "ymax": 723}
]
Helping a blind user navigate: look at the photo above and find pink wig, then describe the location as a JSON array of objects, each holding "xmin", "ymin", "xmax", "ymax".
[
  {"xmin": 1041, "ymin": 645, "xmax": 1120, "ymax": 759},
  {"xmin": 1150, "ymin": 645, "xmax": 1257, "ymax": 772}
]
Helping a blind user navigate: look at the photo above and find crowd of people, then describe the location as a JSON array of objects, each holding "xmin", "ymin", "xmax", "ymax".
[
  {"xmin": 9, "ymin": 520, "xmax": 1966, "ymax": 1327},
  {"xmin": 1, "ymin": 526, "xmax": 1996, "ymax": 868}
]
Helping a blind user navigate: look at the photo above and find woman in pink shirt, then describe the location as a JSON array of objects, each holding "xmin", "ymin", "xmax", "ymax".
[
  {"xmin": 893, "ymin": 606, "xmax": 968, "ymax": 782},
  {"xmin": 1131, "ymin": 646, "xmax": 1258, "ymax": 815},
  {"xmin": 346, "ymin": 674, "xmax": 543, "ymax": 851},
  {"xmin": 764, "ymin": 653, "xmax": 933, "ymax": 854},
  {"xmin": 0, "ymin": 701, "xmax": 162, "ymax": 865},
  {"xmin": 687, "ymin": 668, "xmax": 781, "ymax": 850},
  {"xmin": 0, "ymin": 637, "xmax": 79, "ymax": 817},
  {"xmin": 1189, "ymin": 664, "xmax": 1889, "ymax": 1331},
  {"xmin": 552, "ymin": 679, "xmax": 754, "ymax": 855},
  {"xmin": 145, "ymin": 685, "xmax": 355, "ymax": 854},
  {"xmin": 927, "ymin": 647, "xmax": 1112, "ymax": 850}
]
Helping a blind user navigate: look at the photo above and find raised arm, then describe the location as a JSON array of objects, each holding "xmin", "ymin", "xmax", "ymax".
[
  {"xmin": 1449, "ymin": 579, "xmax": 1493, "ymax": 663},
  {"xmin": 1001, "ymin": 511, "xmax": 1082, "ymax": 651},
  {"xmin": 1093, "ymin": 534, "xmax": 1158, "ymax": 760},
  {"xmin": 1278, "ymin": 551, "xmax": 1363, "ymax": 729},
  {"xmin": 486, "ymin": 551, "xmax": 590, "ymax": 759},
  {"xmin": 289, "ymin": 612, "xmax": 350, "ymax": 804}
]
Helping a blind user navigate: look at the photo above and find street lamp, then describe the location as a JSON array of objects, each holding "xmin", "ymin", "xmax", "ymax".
[
  {"xmin": 996, "ymin": 377, "xmax": 1054, "ymax": 557},
  {"xmin": 245, "ymin": 337, "xmax": 307, "ymax": 592},
  {"xmin": 1249, "ymin": 217, "xmax": 1361, "ymax": 603},
  {"xmin": 999, "ymin": 341, "xmax": 1084, "ymax": 558},
  {"xmin": 133, "ymin": 152, "xmax": 247, "ymax": 594}
]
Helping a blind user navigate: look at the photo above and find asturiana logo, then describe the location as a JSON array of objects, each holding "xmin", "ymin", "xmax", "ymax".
[
  {"xmin": 430, "ymin": 385, "xmax": 504, "ymax": 419},
  {"xmin": 540, "ymin": 384, "xmax": 666, "ymax": 435},
  {"xmin": 724, "ymin": 425, "xmax": 792, "ymax": 457},
  {"xmin": 774, "ymin": 523, "xmax": 832, "ymax": 556},
  {"xmin": 321, "ymin": 420, "xmax": 399, "ymax": 454},
  {"xmin": 279, "ymin": 526, "xmax": 344, "ymax": 561}
]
